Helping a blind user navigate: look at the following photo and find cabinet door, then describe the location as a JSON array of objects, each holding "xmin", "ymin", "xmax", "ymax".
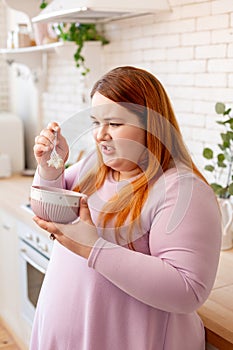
[
  {"xmin": 0, "ymin": 210, "xmax": 21, "ymax": 334},
  {"xmin": 0, "ymin": 210, "xmax": 32, "ymax": 348}
]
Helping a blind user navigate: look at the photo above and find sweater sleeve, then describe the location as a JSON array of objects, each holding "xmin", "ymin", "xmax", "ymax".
[
  {"xmin": 32, "ymin": 167, "xmax": 66, "ymax": 188},
  {"xmin": 88, "ymin": 175, "xmax": 222, "ymax": 314}
]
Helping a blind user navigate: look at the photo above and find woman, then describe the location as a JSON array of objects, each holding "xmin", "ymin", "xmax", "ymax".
[{"xmin": 30, "ymin": 66, "xmax": 221, "ymax": 350}]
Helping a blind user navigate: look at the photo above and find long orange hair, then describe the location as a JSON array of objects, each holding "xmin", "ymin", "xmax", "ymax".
[{"xmin": 74, "ymin": 66, "xmax": 207, "ymax": 249}]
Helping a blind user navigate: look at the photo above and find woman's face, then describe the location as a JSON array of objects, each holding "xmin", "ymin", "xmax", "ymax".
[{"xmin": 91, "ymin": 92, "xmax": 146, "ymax": 177}]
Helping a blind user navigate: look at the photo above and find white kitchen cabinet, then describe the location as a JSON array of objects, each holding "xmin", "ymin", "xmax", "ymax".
[
  {"xmin": 0, "ymin": 209, "xmax": 19, "ymax": 320},
  {"xmin": 0, "ymin": 209, "xmax": 31, "ymax": 349}
]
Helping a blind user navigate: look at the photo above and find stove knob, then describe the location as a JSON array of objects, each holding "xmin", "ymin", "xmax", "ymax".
[
  {"xmin": 26, "ymin": 233, "xmax": 33, "ymax": 240},
  {"xmin": 37, "ymin": 242, "xmax": 48, "ymax": 253}
]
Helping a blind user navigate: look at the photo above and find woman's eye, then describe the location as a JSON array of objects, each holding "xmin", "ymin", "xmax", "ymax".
[
  {"xmin": 109, "ymin": 122, "xmax": 123, "ymax": 127},
  {"xmin": 92, "ymin": 121, "xmax": 99, "ymax": 127}
]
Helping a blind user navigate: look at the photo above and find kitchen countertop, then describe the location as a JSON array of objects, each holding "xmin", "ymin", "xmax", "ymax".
[
  {"xmin": 198, "ymin": 248, "xmax": 233, "ymax": 350},
  {"xmin": 0, "ymin": 173, "xmax": 47, "ymax": 237},
  {"xmin": 1, "ymin": 174, "xmax": 233, "ymax": 349},
  {"xmin": 0, "ymin": 174, "xmax": 32, "ymax": 214}
]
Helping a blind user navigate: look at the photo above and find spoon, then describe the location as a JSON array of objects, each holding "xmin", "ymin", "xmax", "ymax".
[{"xmin": 47, "ymin": 131, "xmax": 64, "ymax": 169}]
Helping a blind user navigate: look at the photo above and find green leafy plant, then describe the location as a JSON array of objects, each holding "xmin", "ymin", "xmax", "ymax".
[
  {"xmin": 40, "ymin": 1, "xmax": 48, "ymax": 9},
  {"xmin": 203, "ymin": 102, "xmax": 233, "ymax": 198},
  {"xmin": 55, "ymin": 23, "xmax": 109, "ymax": 76}
]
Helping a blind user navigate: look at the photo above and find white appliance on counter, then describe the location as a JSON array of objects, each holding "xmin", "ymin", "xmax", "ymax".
[
  {"xmin": 0, "ymin": 112, "xmax": 24, "ymax": 174},
  {"xmin": 0, "ymin": 153, "xmax": 11, "ymax": 177}
]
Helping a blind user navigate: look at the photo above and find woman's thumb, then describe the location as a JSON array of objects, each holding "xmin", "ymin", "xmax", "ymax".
[{"xmin": 79, "ymin": 196, "xmax": 91, "ymax": 222}]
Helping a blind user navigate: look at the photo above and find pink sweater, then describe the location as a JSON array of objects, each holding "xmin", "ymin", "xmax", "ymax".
[{"xmin": 30, "ymin": 157, "xmax": 221, "ymax": 350}]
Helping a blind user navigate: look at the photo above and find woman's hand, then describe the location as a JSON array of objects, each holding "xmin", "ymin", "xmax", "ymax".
[
  {"xmin": 33, "ymin": 121, "xmax": 69, "ymax": 179},
  {"xmin": 33, "ymin": 197, "xmax": 99, "ymax": 259}
]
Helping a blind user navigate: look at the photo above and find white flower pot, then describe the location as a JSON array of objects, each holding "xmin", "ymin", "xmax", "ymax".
[{"xmin": 218, "ymin": 198, "xmax": 233, "ymax": 250}]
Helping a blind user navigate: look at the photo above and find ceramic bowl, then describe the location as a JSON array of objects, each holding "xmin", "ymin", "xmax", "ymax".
[{"xmin": 30, "ymin": 185, "xmax": 86, "ymax": 223}]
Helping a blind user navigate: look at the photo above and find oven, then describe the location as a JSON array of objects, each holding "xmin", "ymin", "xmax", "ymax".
[{"xmin": 18, "ymin": 219, "xmax": 53, "ymax": 325}]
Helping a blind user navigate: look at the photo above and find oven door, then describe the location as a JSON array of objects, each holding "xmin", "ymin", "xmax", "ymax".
[{"xmin": 19, "ymin": 239, "xmax": 49, "ymax": 325}]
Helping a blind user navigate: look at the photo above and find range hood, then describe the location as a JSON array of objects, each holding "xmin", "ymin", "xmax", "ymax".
[{"xmin": 32, "ymin": 0, "xmax": 171, "ymax": 24}]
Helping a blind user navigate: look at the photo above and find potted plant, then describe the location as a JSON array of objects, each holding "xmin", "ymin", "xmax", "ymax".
[
  {"xmin": 54, "ymin": 23, "xmax": 109, "ymax": 76},
  {"xmin": 203, "ymin": 102, "xmax": 233, "ymax": 198},
  {"xmin": 203, "ymin": 102, "xmax": 233, "ymax": 249}
]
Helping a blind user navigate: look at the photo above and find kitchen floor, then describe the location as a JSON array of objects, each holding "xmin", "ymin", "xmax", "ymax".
[{"xmin": 0, "ymin": 322, "xmax": 20, "ymax": 350}]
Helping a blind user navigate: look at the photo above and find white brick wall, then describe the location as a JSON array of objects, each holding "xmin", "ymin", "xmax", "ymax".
[
  {"xmin": 42, "ymin": 41, "xmax": 104, "ymax": 124},
  {"xmin": 101, "ymin": 0, "xmax": 233, "ymax": 182},
  {"xmin": 0, "ymin": 2, "xmax": 8, "ymax": 110},
  {"xmin": 40, "ymin": 41, "xmax": 104, "ymax": 163}
]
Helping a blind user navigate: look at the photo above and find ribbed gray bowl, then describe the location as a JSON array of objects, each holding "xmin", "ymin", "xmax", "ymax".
[{"xmin": 30, "ymin": 185, "xmax": 85, "ymax": 223}]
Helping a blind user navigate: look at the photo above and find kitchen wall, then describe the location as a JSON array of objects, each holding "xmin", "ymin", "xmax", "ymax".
[
  {"xmin": 0, "ymin": 3, "xmax": 8, "ymax": 109},
  {"xmin": 0, "ymin": 0, "xmax": 233, "ymax": 178},
  {"xmin": 41, "ymin": 41, "xmax": 104, "ymax": 163}
]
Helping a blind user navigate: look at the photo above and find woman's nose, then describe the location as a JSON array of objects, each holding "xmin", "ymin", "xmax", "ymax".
[{"xmin": 95, "ymin": 124, "xmax": 111, "ymax": 141}]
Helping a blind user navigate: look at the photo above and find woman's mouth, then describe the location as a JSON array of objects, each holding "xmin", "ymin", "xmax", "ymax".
[{"xmin": 100, "ymin": 144, "xmax": 115, "ymax": 155}]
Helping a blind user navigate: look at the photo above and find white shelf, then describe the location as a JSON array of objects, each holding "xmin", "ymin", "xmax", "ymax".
[
  {"xmin": 0, "ymin": 42, "xmax": 63, "ymax": 54},
  {"xmin": 0, "ymin": 42, "xmax": 63, "ymax": 70}
]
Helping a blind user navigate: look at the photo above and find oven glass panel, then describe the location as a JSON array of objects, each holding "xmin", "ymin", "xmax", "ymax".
[{"xmin": 26, "ymin": 262, "xmax": 45, "ymax": 307}]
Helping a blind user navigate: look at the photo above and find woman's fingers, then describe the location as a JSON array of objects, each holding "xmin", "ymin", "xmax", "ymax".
[
  {"xmin": 47, "ymin": 122, "xmax": 60, "ymax": 132},
  {"xmin": 33, "ymin": 217, "xmax": 75, "ymax": 247},
  {"xmin": 35, "ymin": 135, "xmax": 53, "ymax": 148},
  {"xmin": 33, "ymin": 134, "xmax": 53, "ymax": 159},
  {"xmin": 35, "ymin": 122, "xmax": 60, "ymax": 147},
  {"xmin": 79, "ymin": 197, "xmax": 93, "ymax": 225},
  {"xmin": 33, "ymin": 216, "xmax": 60, "ymax": 234},
  {"xmin": 39, "ymin": 129, "xmax": 56, "ymax": 146},
  {"xmin": 34, "ymin": 122, "xmax": 63, "ymax": 160},
  {"xmin": 33, "ymin": 215, "xmax": 98, "ymax": 258},
  {"xmin": 33, "ymin": 144, "xmax": 50, "ymax": 158}
]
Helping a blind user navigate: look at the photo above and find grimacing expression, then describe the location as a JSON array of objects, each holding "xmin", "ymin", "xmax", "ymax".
[{"xmin": 91, "ymin": 92, "xmax": 146, "ymax": 174}]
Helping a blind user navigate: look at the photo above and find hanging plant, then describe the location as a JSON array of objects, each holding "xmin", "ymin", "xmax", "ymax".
[
  {"xmin": 40, "ymin": 1, "xmax": 48, "ymax": 9},
  {"xmin": 54, "ymin": 23, "xmax": 109, "ymax": 76}
]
